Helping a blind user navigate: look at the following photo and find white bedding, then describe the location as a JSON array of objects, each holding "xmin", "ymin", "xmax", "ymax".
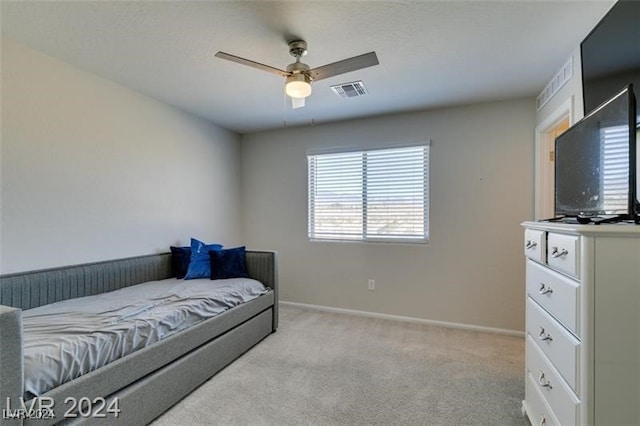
[{"xmin": 22, "ymin": 277, "xmax": 268, "ymax": 397}]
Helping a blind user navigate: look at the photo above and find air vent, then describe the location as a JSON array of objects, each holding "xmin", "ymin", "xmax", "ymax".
[
  {"xmin": 330, "ymin": 81, "xmax": 368, "ymax": 98},
  {"xmin": 537, "ymin": 57, "xmax": 573, "ymax": 111}
]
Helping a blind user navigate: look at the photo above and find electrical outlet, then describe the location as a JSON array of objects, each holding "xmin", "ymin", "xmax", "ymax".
[{"xmin": 368, "ymin": 279, "xmax": 375, "ymax": 291}]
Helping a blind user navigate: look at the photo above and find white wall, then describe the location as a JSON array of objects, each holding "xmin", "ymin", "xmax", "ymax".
[
  {"xmin": 1, "ymin": 38, "xmax": 243, "ymax": 273},
  {"xmin": 241, "ymin": 99, "xmax": 535, "ymax": 332}
]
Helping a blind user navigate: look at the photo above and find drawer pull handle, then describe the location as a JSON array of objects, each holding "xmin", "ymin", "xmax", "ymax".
[
  {"xmin": 538, "ymin": 283, "xmax": 553, "ymax": 295},
  {"xmin": 551, "ymin": 247, "xmax": 569, "ymax": 258},
  {"xmin": 538, "ymin": 371, "xmax": 553, "ymax": 389},
  {"xmin": 525, "ymin": 240, "xmax": 537, "ymax": 249},
  {"xmin": 538, "ymin": 327, "xmax": 553, "ymax": 342}
]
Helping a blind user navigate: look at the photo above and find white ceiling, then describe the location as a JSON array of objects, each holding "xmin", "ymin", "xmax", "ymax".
[{"xmin": 1, "ymin": 0, "xmax": 615, "ymax": 134}]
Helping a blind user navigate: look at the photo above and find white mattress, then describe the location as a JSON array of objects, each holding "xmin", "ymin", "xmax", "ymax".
[{"xmin": 22, "ymin": 277, "xmax": 268, "ymax": 397}]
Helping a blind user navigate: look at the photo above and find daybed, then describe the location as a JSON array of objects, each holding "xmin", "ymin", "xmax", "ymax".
[{"xmin": 0, "ymin": 250, "xmax": 278, "ymax": 425}]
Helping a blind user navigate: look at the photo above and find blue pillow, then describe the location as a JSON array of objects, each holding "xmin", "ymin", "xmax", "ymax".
[
  {"xmin": 209, "ymin": 246, "xmax": 249, "ymax": 280},
  {"xmin": 184, "ymin": 238, "xmax": 223, "ymax": 279},
  {"xmin": 170, "ymin": 246, "xmax": 191, "ymax": 279}
]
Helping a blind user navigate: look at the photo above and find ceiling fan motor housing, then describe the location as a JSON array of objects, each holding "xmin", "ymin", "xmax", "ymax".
[{"xmin": 286, "ymin": 61, "xmax": 310, "ymax": 75}]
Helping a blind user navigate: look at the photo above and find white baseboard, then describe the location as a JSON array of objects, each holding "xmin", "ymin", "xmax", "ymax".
[{"xmin": 280, "ymin": 300, "xmax": 525, "ymax": 337}]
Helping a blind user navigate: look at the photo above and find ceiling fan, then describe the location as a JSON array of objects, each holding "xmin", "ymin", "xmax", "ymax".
[{"xmin": 215, "ymin": 40, "xmax": 379, "ymax": 109}]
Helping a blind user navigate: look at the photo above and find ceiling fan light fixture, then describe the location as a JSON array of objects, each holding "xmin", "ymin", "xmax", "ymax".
[{"xmin": 285, "ymin": 73, "xmax": 312, "ymax": 98}]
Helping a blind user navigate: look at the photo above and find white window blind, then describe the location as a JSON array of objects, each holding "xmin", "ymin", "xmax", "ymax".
[{"xmin": 308, "ymin": 144, "xmax": 429, "ymax": 242}]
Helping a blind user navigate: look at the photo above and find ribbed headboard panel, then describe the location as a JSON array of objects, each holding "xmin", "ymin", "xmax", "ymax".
[
  {"xmin": 0, "ymin": 254, "xmax": 173, "ymax": 310},
  {"xmin": 245, "ymin": 250, "xmax": 278, "ymax": 290},
  {"xmin": 245, "ymin": 250, "xmax": 278, "ymax": 330}
]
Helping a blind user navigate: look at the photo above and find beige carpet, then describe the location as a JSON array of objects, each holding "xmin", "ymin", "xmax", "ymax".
[{"xmin": 152, "ymin": 304, "xmax": 526, "ymax": 425}]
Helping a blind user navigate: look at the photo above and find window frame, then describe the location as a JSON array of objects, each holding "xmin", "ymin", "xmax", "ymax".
[{"xmin": 307, "ymin": 142, "xmax": 430, "ymax": 244}]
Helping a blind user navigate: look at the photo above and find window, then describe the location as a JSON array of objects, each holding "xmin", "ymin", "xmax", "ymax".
[{"xmin": 307, "ymin": 144, "xmax": 429, "ymax": 243}]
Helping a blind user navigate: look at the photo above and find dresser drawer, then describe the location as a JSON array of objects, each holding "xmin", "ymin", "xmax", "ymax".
[
  {"xmin": 524, "ymin": 229, "xmax": 546, "ymax": 263},
  {"xmin": 527, "ymin": 298, "xmax": 580, "ymax": 393},
  {"xmin": 527, "ymin": 334, "xmax": 580, "ymax": 425},
  {"xmin": 547, "ymin": 232, "xmax": 580, "ymax": 278},
  {"xmin": 525, "ymin": 372, "xmax": 560, "ymax": 426},
  {"xmin": 527, "ymin": 260, "xmax": 580, "ymax": 337}
]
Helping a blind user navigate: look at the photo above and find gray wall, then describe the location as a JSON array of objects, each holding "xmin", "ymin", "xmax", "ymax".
[
  {"xmin": 1, "ymin": 38, "xmax": 243, "ymax": 273},
  {"xmin": 241, "ymin": 99, "xmax": 535, "ymax": 332},
  {"xmin": 2, "ymin": 36, "xmax": 536, "ymax": 332}
]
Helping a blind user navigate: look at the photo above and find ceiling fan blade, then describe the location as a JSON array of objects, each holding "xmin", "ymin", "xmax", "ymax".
[
  {"xmin": 215, "ymin": 51, "xmax": 290, "ymax": 77},
  {"xmin": 308, "ymin": 52, "xmax": 379, "ymax": 81},
  {"xmin": 291, "ymin": 97, "xmax": 306, "ymax": 109}
]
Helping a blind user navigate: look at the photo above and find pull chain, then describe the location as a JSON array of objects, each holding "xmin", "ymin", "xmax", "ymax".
[{"xmin": 282, "ymin": 88, "xmax": 288, "ymax": 128}]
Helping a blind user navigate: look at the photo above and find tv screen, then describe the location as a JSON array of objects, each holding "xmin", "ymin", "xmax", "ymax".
[
  {"xmin": 555, "ymin": 85, "xmax": 636, "ymax": 219},
  {"xmin": 581, "ymin": 0, "xmax": 640, "ymax": 124}
]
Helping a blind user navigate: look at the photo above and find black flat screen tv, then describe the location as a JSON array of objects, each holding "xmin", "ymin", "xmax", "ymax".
[
  {"xmin": 581, "ymin": 0, "xmax": 640, "ymax": 124},
  {"xmin": 554, "ymin": 85, "xmax": 637, "ymax": 220}
]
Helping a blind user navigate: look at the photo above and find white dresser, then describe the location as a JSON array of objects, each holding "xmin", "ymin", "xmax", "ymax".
[{"xmin": 521, "ymin": 221, "xmax": 640, "ymax": 426}]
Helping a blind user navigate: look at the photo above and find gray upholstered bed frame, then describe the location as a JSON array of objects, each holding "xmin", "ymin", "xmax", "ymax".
[{"xmin": 0, "ymin": 250, "xmax": 278, "ymax": 425}]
